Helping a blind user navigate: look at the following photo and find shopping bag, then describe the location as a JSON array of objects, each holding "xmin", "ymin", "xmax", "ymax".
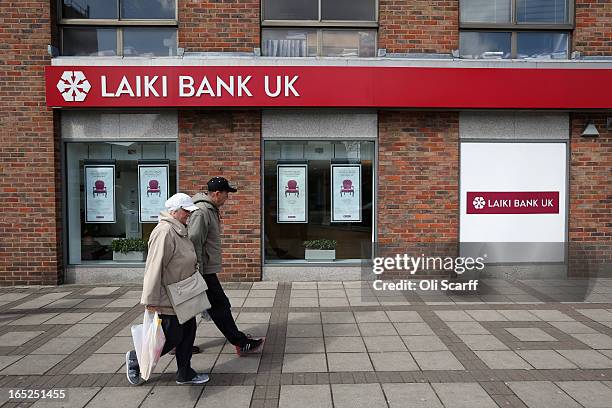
[{"xmin": 131, "ymin": 310, "xmax": 166, "ymax": 381}]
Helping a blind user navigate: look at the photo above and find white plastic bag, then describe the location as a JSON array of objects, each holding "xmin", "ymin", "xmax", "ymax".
[{"xmin": 131, "ymin": 310, "xmax": 166, "ymax": 381}]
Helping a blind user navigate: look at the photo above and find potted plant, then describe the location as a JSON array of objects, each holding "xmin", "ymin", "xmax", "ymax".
[
  {"xmin": 111, "ymin": 238, "xmax": 148, "ymax": 262},
  {"xmin": 303, "ymin": 239, "xmax": 336, "ymax": 261}
]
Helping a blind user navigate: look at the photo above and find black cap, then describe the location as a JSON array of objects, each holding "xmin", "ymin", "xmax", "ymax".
[{"xmin": 207, "ymin": 176, "xmax": 237, "ymax": 193}]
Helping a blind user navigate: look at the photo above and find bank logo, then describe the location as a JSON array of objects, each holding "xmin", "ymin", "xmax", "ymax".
[
  {"xmin": 472, "ymin": 196, "xmax": 486, "ymax": 210},
  {"xmin": 56, "ymin": 71, "xmax": 91, "ymax": 102}
]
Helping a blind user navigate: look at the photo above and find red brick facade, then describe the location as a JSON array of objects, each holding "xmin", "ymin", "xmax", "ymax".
[
  {"xmin": 178, "ymin": 111, "xmax": 262, "ymax": 281},
  {"xmin": 574, "ymin": 0, "xmax": 612, "ymax": 56},
  {"xmin": 0, "ymin": 1, "xmax": 62, "ymax": 285},
  {"xmin": 179, "ymin": 0, "xmax": 259, "ymax": 53},
  {"xmin": 378, "ymin": 0, "xmax": 458, "ymax": 54}
]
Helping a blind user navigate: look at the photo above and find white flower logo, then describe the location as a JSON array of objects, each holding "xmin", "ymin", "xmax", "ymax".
[
  {"xmin": 472, "ymin": 196, "xmax": 486, "ymax": 210},
  {"xmin": 56, "ymin": 71, "xmax": 91, "ymax": 102}
]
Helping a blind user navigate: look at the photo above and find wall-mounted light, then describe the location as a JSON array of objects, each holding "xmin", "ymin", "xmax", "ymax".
[{"xmin": 581, "ymin": 121, "xmax": 600, "ymax": 137}]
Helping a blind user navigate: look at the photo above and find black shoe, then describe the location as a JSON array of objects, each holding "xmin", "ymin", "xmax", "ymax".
[
  {"xmin": 235, "ymin": 337, "xmax": 265, "ymax": 356},
  {"xmin": 125, "ymin": 350, "xmax": 142, "ymax": 385},
  {"xmin": 169, "ymin": 346, "xmax": 201, "ymax": 355},
  {"xmin": 176, "ymin": 373, "xmax": 210, "ymax": 385}
]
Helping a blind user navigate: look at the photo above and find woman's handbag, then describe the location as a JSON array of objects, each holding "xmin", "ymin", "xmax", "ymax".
[{"xmin": 165, "ymin": 272, "xmax": 210, "ymax": 324}]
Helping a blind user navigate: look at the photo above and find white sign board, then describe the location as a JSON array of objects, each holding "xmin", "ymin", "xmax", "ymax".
[
  {"xmin": 138, "ymin": 164, "xmax": 169, "ymax": 223},
  {"xmin": 85, "ymin": 165, "xmax": 116, "ymax": 223},
  {"xmin": 460, "ymin": 142, "xmax": 567, "ymax": 262},
  {"xmin": 331, "ymin": 164, "xmax": 361, "ymax": 222},
  {"xmin": 277, "ymin": 164, "xmax": 307, "ymax": 223}
]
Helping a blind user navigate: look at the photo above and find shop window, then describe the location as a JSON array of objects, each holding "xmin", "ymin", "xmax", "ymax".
[
  {"xmin": 65, "ymin": 142, "xmax": 177, "ymax": 264},
  {"xmin": 459, "ymin": 0, "xmax": 571, "ymax": 59},
  {"xmin": 261, "ymin": 0, "xmax": 377, "ymax": 57},
  {"xmin": 263, "ymin": 141, "xmax": 374, "ymax": 262},
  {"xmin": 59, "ymin": 0, "xmax": 177, "ymax": 57}
]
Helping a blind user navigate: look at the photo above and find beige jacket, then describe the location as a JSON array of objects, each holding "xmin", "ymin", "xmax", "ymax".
[
  {"xmin": 141, "ymin": 212, "xmax": 199, "ymax": 315},
  {"xmin": 188, "ymin": 193, "xmax": 222, "ymax": 275}
]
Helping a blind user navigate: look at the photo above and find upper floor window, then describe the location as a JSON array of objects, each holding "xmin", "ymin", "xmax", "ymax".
[
  {"xmin": 261, "ymin": 0, "xmax": 378, "ymax": 57},
  {"xmin": 459, "ymin": 0, "xmax": 572, "ymax": 59},
  {"xmin": 59, "ymin": 0, "xmax": 177, "ymax": 57}
]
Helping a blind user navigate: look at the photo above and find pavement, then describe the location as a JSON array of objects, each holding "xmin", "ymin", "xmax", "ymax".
[{"xmin": 0, "ymin": 278, "xmax": 612, "ymax": 407}]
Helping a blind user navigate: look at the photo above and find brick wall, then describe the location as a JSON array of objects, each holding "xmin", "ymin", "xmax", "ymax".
[
  {"xmin": 377, "ymin": 112, "xmax": 459, "ymax": 277},
  {"xmin": 178, "ymin": 111, "xmax": 261, "ymax": 282},
  {"xmin": 568, "ymin": 114, "xmax": 612, "ymax": 277},
  {"xmin": 0, "ymin": 1, "xmax": 61, "ymax": 285},
  {"xmin": 574, "ymin": 0, "xmax": 612, "ymax": 56},
  {"xmin": 179, "ymin": 0, "xmax": 259, "ymax": 53},
  {"xmin": 378, "ymin": 0, "xmax": 458, "ymax": 54}
]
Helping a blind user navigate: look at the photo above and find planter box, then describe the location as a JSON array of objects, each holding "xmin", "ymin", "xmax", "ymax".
[
  {"xmin": 305, "ymin": 249, "xmax": 335, "ymax": 261},
  {"xmin": 113, "ymin": 251, "xmax": 146, "ymax": 262}
]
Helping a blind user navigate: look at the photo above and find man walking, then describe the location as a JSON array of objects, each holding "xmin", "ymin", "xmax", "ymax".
[{"xmin": 189, "ymin": 177, "xmax": 264, "ymax": 356}]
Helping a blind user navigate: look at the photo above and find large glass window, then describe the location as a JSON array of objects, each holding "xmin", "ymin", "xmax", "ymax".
[
  {"xmin": 263, "ymin": 141, "xmax": 374, "ymax": 262},
  {"xmin": 261, "ymin": 0, "xmax": 378, "ymax": 58},
  {"xmin": 59, "ymin": 0, "xmax": 177, "ymax": 56},
  {"xmin": 459, "ymin": 0, "xmax": 571, "ymax": 59},
  {"xmin": 66, "ymin": 142, "xmax": 177, "ymax": 264}
]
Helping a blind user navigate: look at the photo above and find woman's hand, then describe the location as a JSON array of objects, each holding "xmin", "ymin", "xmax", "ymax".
[{"xmin": 146, "ymin": 305, "xmax": 158, "ymax": 312}]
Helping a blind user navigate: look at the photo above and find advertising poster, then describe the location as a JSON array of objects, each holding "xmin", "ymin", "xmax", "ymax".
[
  {"xmin": 277, "ymin": 164, "xmax": 307, "ymax": 223},
  {"xmin": 331, "ymin": 164, "xmax": 361, "ymax": 222},
  {"xmin": 85, "ymin": 165, "xmax": 116, "ymax": 223},
  {"xmin": 138, "ymin": 164, "xmax": 169, "ymax": 223}
]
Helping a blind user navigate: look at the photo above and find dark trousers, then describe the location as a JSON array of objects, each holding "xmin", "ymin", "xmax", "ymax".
[
  {"xmin": 203, "ymin": 273, "xmax": 248, "ymax": 346},
  {"xmin": 160, "ymin": 314, "xmax": 197, "ymax": 382}
]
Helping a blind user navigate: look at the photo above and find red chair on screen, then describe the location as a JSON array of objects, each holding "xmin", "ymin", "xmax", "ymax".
[
  {"xmin": 340, "ymin": 179, "xmax": 354, "ymax": 197},
  {"xmin": 285, "ymin": 180, "xmax": 299, "ymax": 197},
  {"xmin": 147, "ymin": 179, "xmax": 161, "ymax": 197},
  {"xmin": 93, "ymin": 180, "xmax": 107, "ymax": 197}
]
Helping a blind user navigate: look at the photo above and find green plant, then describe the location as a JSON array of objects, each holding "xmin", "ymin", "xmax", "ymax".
[
  {"xmin": 111, "ymin": 238, "xmax": 148, "ymax": 254},
  {"xmin": 303, "ymin": 239, "xmax": 337, "ymax": 250}
]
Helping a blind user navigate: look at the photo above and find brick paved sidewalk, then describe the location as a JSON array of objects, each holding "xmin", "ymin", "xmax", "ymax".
[{"xmin": 0, "ymin": 278, "xmax": 612, "ymax": 407}]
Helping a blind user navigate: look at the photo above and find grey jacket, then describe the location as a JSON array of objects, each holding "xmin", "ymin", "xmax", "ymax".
[
  {"xmin": 141, "ymin": 212, "xmax": 200, "ymax": 315},
  {"xmin": 188, "ymin": 193, "xmax": 222, "ymax": 274}
]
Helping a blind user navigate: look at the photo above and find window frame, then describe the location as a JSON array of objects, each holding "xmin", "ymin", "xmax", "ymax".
[
  {"xmin": 261, "ymin": 0, "xmax": 379, "ymax": 27},
  {"xmin": 57, "ymin": 0, "xmax": 178, "ymax": 57}
]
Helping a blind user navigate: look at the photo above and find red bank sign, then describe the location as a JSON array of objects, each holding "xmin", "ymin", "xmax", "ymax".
[
  {"xmin": 467, "ymin": 192, "xmax": 560, "ymax": 214},
  {"xmin": 45, "ymin": 66, "xmax": 612, "ymax": 108}
]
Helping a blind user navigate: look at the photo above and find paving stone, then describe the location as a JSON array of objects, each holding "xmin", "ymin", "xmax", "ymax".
[
  {"xmin": 95, "ymin": 337, "xmax": 134, "ymax": 353},
  {"xmin": 120, "ymin": 290, "xmax": 142, "ymax": 299},
  {"xmin": 576, "ymin": 309, "xmax": 612, "ymax": 322},
  {"xmin": 515, "ymin": 350, "xmax": 578, "ymax": 369},
  {"xmin": 30, "ymin": 387, "xmax": 100, "ymax": 408},
  {"xmin": 432, "ymin": 383, "xmax": 497, "ymax": 408},
  {"xmin": 556, "ymin": 381, "xmax": 612, "ymax": 408},
  {"xmin": 411, "ymin": 351, "xmax": 465, "ymax": 371},
  {"xmin": 287, "ymin": 324, "xmax": 323, "ymax": 337},
  {"xmin": 0, "ymin": 293, "xmax": 29, "ymax": 302},
  {"xmin": 446, "ymin": 322, "xmax": 490, "ymax": 335},
  {"xmin": 402, "ymin": 336, "xmax": 448, "ymax": 352},
  {"xmin": 465, "ymin": 310, "xmax": 508, "ymax": 321},
  {"xmin": 324, "ymin": 337, "xmax": 367, "ymax": 353},
  {"xmin": 327, "ymin": 353, "xmax": 373, "ymax": 372},
  {"xmin": 497, "ymin": 310, "xmax": 541, "ymax": 321},
  {"xmin": 529, "ymin": 310, "xmax": 574, "ymax": 322},
  {"xmin": 282, "ymin": 354, "xmax": 327, "ymax": 373},
  {"xmin": 385, "ymin": 311, "xmax": 423, "ymax": 322},
  {"xmin": 383, "ymin": 383, "xmax": 443, "ymax": 408},
  {"xmin": 76, "ymin": 298, "xmax": 113, "ymax": 308},
  {"xmin": 252, "ymin": 281, "xmax": 278, "ymax": 289},
  {"xmin": 348, "ymin": 297, "xmax": 380, "ymax": 306},
  {"xmin": 474, "ymin": 351, "xmax": 533, "ymax": 370},
  {"xmin": 226, "ymin": 290, "xmax": 250, "ymax": 297},
  {"xmin": 321, "ymin": 312, "xmax": 355, "ymax": 324},
  {"xmin": 213, "ymin": 353, "xmax": 261, "ymax": 373},
  {"xmin": 548, "ymin": 321, "xmax": 597, "ymax": 334},
  {"xmin": 285, "ymin": 337, "xmax": 326, "ymax": 353},
  {"xmin": 43, "ymin": 298, "xmax": 86, "ymax": 309},
  {"xmin": 331, "ymin": 384, "xmax": 387, "ymax": 408},
  {"xmin": 84, "ymin": 287, "xmax": 120, "ymax": 296},
  {"xmin": 570, "ymin": 333, "xmax": 612, "ymax": 349},
  {"xmin": 31, "ymin": 337, "xmax": 88, "ymax": 355},
  {"xmin": 370, "ymin": 351, "xmax": 419, "ymax": 371},
  {"xmin": 358, "ymin": 323, "xmax": 398, "ymax": 336},
  {"xmin": 354, "ymin": 311, "xmax": 389, "ymax": 323},
  {"xmin": 323, "ymin": 323, "xmax": 360, "ymax": 337},
  {"xmin": 363, "ymin": 336, "xmax": 407, "ymax": 352},
  {"xmin": 59, "ymin": 323, "xmax": 108, "ymax": 338},
  {"xmin": 105, "ymin": 298, "xmax": 141, "ymax": 308},
  {"xmin": 434, "ymin": 311, "xmax": 474, "ymax": 322},
  {"xmin": 318, "ymin": 289, "xmax": 346, "ymax": 298},
  {"xmin": 236, "ymin": 312, "xmax": 272, "ymax": 324},
  {"xmin": 71, "ymin": 354, "xmax": 124, "ymax": 374},
  {"xmin": 12, "ymin": 293, "xmax": 70, "ymax": 309},
  {"xmin": 197, "ymin": 323, "xmax": 227, "ymax": 338},
  {"xmin": 9, "ymin": 313, "xmax": 59, "ymax": 325},
  {"xmin": 506, "ymin": 328, "xmax": 557, "ymax": 342},
  {"xmin": 236, "ymin": 323, "xmax": 268, "ymax": 337},
  {"xmin": 45, "ymin": 312, "xmax": 91, "ymax": 325},
  {"xmin": 196, "ymin": 386, "xmax": 254, "ymax": 408},
  {"xmin": 287, "ymin": 312, "xmax": 321, "ymax": 324},
  {"xmin": 188, "ymin": 353, "xmax": 218, "ymax": 374},
  {"xmin": 141, "ymin": 385, "xmax": 203, "ymax": 408},
  {"xmin": 458, "ymin": 335, "xmax": 509, "ymax": 350},
  {"xmin": 0, "ymin": 355, "xmax": 64, "ymax": 375},
  {"xmin": 319, "ymin": 298, "xmax": 350, "ymax": 307},
  {"xmin": 600, "ymin": 350, "xmax": 612, "ymax": 359},
  {"xmin": 279, "ymin": 385, "xmax": 332, "ymax": 408},
  {"xmin": 0, "ymin": 355, "xmax": 23, "ymax": 371},
  {"xmin": 393, "ymin": 323, "xmax": 435, "ymax": 336},
  {"xmin": 291, "ymin": 282, "xmax": 318, "ymax": 290},
  {"xmin": 290, "ymin": 290, "xmax": 318, "ymax": 298},
  {"xmin": 0, "ymin": 330, "xmax": 44, "ymax": 346},
  {"xmin": 248, "ymin": 290, "xmax": 277, "ymax": 298},
  {"xmin": 80, "ymin": 312, "xmax": 123, "ymax": 324},
  {"xmin": 85, "ymin": 386, "xmax": 152, "ymax": 408},
  {"xmin": 290, "ymin": 298, "xmax": 319, "ymax": 307},
  {"xmin": 556, "ymin": 350, "xmax": 612, "ymax": 369},
  {"xmin": 507, "ymin": 381, "xmax": 580, "ymax": 408},
  {"xmin": 243, "ymin": 297, "xmax": 275, "ymax": 307}
]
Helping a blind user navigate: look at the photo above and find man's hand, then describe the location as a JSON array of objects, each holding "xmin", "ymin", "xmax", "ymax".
[{"xmin": 146, "ymin": 305, "xmax": 158, "ymax": 312}]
